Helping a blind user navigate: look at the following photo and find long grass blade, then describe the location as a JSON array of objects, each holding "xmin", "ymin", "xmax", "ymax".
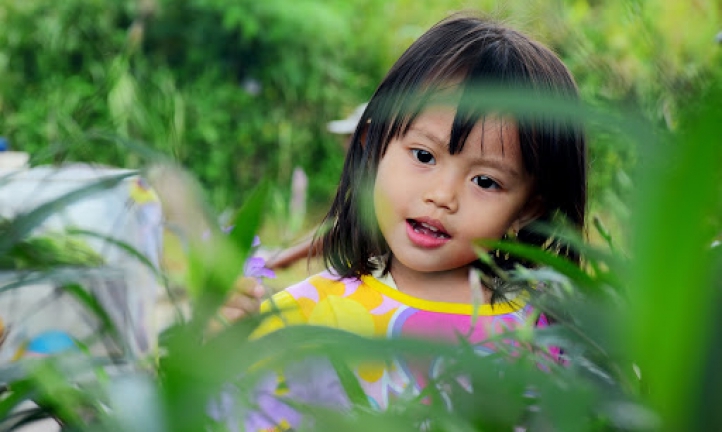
[{"xmin": 0, "ymin": 172, "xmax": 135, "ymax": 255}]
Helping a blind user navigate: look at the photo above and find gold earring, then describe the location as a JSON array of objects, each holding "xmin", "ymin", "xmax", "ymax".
[{"xmin": 506, "ymin": 226, "xmax": 519, "ymax": 240}]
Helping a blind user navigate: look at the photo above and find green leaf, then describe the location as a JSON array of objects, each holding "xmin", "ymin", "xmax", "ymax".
[
  {"xmin": 187, "ymin": 180, "xmax": 270, "ymax": 327},
  {"xmin": 329, "ymin": 355, "xmax": 371, "ymax": 410},
  {"xmin": 228, "ymin": 179, "xmax": 270, "ymax": 258},
  {"xmin": 476, "ymin": 240, "xmax": 598, "ymax": 291},
  {"xmin": 61, "ymin": 283, "xmax": 122, "ymax": 351},
  {"xmin": 628, "ymin": 83, "xmax": 722, "ymax": 431},
  {"xmin": 64, "ymin": 228, "xmax": 184, "ymax": 324},
  {"xmin": 0, "ymin": 172, "xmax": 135, "ymax": 256},
  {"xmin": 0, "ymin": 377, "xmax": 37, "ymax": 421}
]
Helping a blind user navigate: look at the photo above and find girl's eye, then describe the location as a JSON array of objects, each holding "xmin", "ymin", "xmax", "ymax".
[
  {"xmin": 411, "ymin": 149, "xmax": 435, "ymax": 165},
  {"xmin": 472, "ymin": 175, "xmax": 501, "ymax": 190}
]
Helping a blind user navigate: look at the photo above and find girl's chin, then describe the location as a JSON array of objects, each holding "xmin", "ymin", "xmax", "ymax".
[{"xmin": 390, "ymin": 255, "xmax": 476, "ymax": 275}]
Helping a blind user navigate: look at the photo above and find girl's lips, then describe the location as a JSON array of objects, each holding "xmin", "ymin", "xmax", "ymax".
[{"xmin": 406, "ymin": 219, "xmax": 451, "ymax": 249}]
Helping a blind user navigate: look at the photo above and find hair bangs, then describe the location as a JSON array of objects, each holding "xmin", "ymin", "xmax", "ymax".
[{"xmin": 375, "ymin": 78, "xmax": 462, "ymax": 158}]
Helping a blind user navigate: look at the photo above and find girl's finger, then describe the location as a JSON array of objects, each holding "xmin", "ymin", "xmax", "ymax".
[
  {"xmin": 250, "ymin": 281, "xmax": 265, "ymax": 299},
  {"xmin": 226, "ymin": 293, "xmax": 260, "ymax": 312},
  {"xmin": 234, "ymin": 276, "xmax": 257, "ymax": 293}
]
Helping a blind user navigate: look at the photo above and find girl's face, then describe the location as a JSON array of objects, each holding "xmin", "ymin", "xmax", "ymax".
[{"xmin": 373, "ymin": 106, "xmax": 539, "ymax": 275}]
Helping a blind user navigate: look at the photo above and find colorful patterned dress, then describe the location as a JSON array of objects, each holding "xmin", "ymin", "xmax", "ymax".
[{"xmin": 241, "ymin": 270, "xmax": 551, "ymax": 431}]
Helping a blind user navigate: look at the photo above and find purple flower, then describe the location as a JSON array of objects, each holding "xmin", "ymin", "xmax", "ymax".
[
  {"xmin": 244, "ymin": 256, "xmax": 275, "ymax": 280},
  {"xmin": 244, "ymin": 236, "xmax": 275, "ymax": 280}
]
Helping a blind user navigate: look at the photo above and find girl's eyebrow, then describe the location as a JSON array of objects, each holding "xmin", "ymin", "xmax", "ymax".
[
  {"xmin": 409, "ymin": 127, "xmax": 522, "ymax": 179},
  {"xmin": 470, "ymin": 156, "xmax": 522, "ymax": 179},
  {"xmin": 409, "ymin": 127, "xmax": 449, "ymax": 148}
]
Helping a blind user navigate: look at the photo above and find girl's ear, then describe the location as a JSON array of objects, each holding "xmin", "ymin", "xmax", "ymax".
[{"xmin": 512, "ymin": 195, "xmax": 545, "ymax": 233}]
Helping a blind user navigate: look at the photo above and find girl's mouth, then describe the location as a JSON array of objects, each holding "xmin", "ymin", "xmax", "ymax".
[{"xmin": 406, "ymin": 219, "xmax": 451, "ymax": 248}]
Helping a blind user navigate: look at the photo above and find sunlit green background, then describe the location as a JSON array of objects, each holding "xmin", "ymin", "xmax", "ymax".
[{"xmin": 2, "ymin": 0, "xmax": 717, "ymax": 211}]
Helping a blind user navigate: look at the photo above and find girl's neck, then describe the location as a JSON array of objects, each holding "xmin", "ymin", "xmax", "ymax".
[{"xmin": 388, "ymin": 257, "xmax": 491, "ymax": 304}]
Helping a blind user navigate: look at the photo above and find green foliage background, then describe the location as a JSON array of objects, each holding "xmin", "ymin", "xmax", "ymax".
[
  {"xmin": 1, "ymin": 0, "xmax": 718, "ymax": 212},
  {"xmin": 0, "ymin": 0, "xmax": 387, "ymax": 208}
]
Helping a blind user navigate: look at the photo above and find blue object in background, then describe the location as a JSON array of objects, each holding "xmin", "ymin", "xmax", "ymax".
[
  {"xmin": 0, "ymin": 137, "xmax": 8, "ymax": 152},
  {"xmin": 26, "ymin": 330, "xmax": 77, "ymax": 355}
]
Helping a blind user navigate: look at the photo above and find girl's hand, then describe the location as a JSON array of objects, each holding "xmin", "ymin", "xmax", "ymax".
[{"xmin": 220, "ymin": 276, "xmax": 265, "ymax": 322}]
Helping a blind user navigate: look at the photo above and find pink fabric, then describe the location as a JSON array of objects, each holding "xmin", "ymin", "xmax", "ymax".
[{"xmin": 251, "ymin": 272, "xmax": 556, "ymax": 416}]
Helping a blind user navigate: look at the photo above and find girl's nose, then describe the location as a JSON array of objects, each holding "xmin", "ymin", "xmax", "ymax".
[{"xmin": 423, "ymin": 174, "xmax": 459, "ymax": 213}]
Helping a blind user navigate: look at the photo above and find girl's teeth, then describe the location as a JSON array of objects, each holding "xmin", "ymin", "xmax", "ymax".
[
  {"xmin": 421, "ymin": 222, "xmax": 439, "ymax": 232},
  {"xmin": 412, "ymin": 221, "xmax": 447, "ymax": 238}
]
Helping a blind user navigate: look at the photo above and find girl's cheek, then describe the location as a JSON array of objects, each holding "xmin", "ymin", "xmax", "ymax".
[{"xmin": 373, "ymin": 190, "xmax": 394, "ymax": 225}]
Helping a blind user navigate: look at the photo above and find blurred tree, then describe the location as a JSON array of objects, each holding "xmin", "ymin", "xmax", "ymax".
[{"xmin": 0, "ymin": 0, "xmax": 718, "ymax": 213}]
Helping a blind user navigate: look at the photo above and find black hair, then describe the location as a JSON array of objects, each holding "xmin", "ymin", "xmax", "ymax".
[{"xmin": 318, "ymin": 13, "xmax": 587, "ymax": 280}]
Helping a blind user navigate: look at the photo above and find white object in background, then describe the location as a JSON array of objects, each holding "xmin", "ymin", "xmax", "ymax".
[
  {"xmin": 0, "ymin": 151, "xmax": 30, "ymax": 170},
  {"xmin": 0, "ymin": 164, "xmax": 163, "ymax": 364},
  {"xmin": 326, "ymin": 103, "xmax": 368, "ymax": 135}
]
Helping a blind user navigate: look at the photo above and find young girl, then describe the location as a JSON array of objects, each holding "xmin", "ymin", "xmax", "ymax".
[{"xmin": 242, "ymin": 13, "xmax": 586, "ymax": 430}]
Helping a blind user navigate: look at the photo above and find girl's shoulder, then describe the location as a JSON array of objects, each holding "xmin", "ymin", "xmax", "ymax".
[
  {"xmin": 257, "ymin": 271, "xmax": 370, "ymax": 335},
  {"xmin": 255, "ymin": 271, "xmax": 353, "ymax": 336},
  {"xmin": 277, "ymin": 270, "xmax": 363, "ymax": 300}
]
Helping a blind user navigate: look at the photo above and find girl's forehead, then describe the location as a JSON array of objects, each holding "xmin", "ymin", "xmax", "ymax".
[{"xmin": 410, "ymin": 106, "xmax": 518, "ymax": 140}]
